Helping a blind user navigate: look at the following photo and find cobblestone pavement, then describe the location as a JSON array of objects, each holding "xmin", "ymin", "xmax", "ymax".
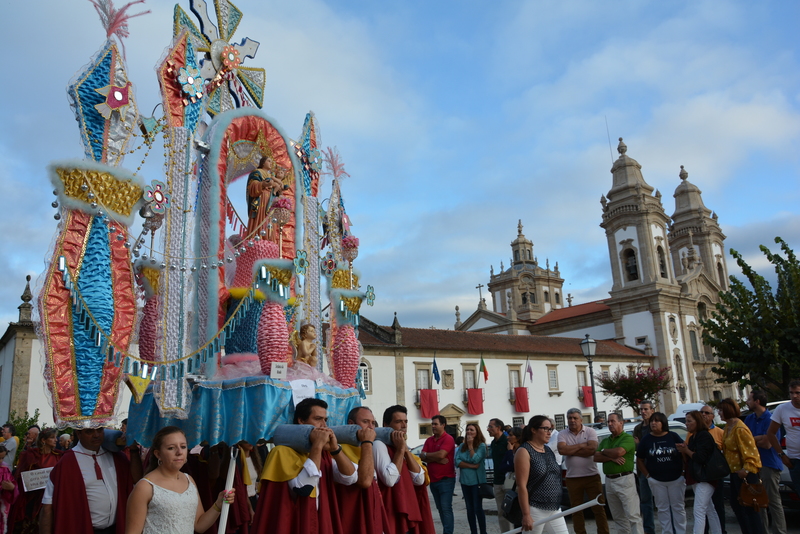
[{"xmin": 429, "ymin": 484, "xmax": 800, "ymax": 534}]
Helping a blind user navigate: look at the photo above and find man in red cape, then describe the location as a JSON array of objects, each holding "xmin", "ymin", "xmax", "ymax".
[
  {"xmin": 39, "ymin": 428, "xmax": 140, "ymax": 534},
  {"xmin": 339, "ymin": 407, "xmax": 385, "ymax": 534},
  {"xmin": 381, "ymin": 405, "xmax": 436, "ymax": 534},
  {"xmin": 251, "ymin": 398, "xmax": 357, "ymax": 534}
]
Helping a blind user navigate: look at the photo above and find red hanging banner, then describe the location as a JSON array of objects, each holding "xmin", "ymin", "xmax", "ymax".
[
  {"xmin": 467, "ymin": 388, "xmax": 484, "ymax": 415},
  {"xmin": 419, "ymin": 389, "xmax": 439, "ymax": 419},
  {"xmin": 514, "ymin": 387, "xmax": 530, "ymax": 412},
  {"xmin": 582, "ymin": 386, "xmax": 595, "ymax": 407}
]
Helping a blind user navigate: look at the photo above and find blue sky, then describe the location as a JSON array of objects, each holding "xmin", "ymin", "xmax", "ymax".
[{"xmin": 1, "ymin": 0, "xmax": 798, "ymax": 331}]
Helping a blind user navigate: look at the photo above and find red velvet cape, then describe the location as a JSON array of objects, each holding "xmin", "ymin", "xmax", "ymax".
[
  {"xmin": 379, "ymin": 445, "xmax": 424, "ymax": 534},
  {"xmin": 251, "ymin": 451, "xmax": 344, "ymax": 534},
  {"xmin": 337, "ymin": 476, "xmax": 385, "ymax": 534},
  {"xmin": 49, "ymin": 450, "xmax": 132, "ymax": 534}
]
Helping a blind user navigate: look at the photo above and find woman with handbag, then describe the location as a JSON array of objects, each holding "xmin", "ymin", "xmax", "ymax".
[
  {"xmin": 514, "ymin": 415, "xmax": 568, "ymax": 534},
  {"xmin": 677, "ymin": 411, "xmax": 723, "ymax": 534},
  {"xmin": 454, "ymin": 423, "xmax": 489, "ymax": 534},
  {"xmin": 718, "ymin": 398, "xmax": 765, "ymax": 534},
  {"xmin": 637, "ymin": 412, "xmax": 687, "ymax": 534}
]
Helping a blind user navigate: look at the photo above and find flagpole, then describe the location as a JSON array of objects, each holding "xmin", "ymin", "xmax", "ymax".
[{"xmin": 522, "ymin": 354, "xmax": 530, "ymax": 387}]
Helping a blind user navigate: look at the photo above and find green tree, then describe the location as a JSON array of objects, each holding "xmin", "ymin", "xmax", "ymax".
[
  {"xmin": 701, "ymin": 237, "xmax": 800, "ymax": 399},
  {"xmin": 595, "ymin": 364, "xmax": 673, "ymax": 413}
]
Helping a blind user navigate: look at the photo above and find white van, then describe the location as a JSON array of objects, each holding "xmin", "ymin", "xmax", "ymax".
[{"xmin": 667, "ymin": 403, "xmax": 706, "ymax": 423}]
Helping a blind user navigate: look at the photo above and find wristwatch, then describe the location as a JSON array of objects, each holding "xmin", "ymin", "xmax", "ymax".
[{"xmin": 330, "ymin": 445, "xmax": 343, "ymax": 456}]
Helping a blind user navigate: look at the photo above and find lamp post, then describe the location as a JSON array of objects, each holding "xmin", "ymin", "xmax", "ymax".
[{"xmin": 580, "ymin": 334, "xmax": 598, "ymax": 422}]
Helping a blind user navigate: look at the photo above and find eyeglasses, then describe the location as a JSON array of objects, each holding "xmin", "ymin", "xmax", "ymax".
[{"xmin": 538, "ymin": 427, "xmax": 554, "ymax": 432}]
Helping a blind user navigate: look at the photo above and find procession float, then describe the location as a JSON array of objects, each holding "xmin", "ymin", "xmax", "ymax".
[{"xmin": 36, "ymin": 0, "xmax": 372, "ymax": 448}]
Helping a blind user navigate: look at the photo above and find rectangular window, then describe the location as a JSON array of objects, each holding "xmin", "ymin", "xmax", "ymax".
[
  {"xmin": 690, "ymin": 330, "xmax": 701, "ymax": 361},
  {"xmin": 462, "ymin": 363, "xmax": 478, "ymax": 390},
  {"xmin": 510, "ymin": 369, "xmax": 521, "ymax": 388},
  {"xmin": 554, "ymin": 414, "xmax": 566, "ymax": 430},
  {"xmin": 464, "ymin": 369, "xmax": 476, "ymax": 389},
  {"xmin": 414, "ymin": 362, "xmax": 432, "ymax": 391},
  {"xmin": 576, "ymin": 366, "xmax": 587, "ymax": 387},
  {"xmin": 601, "ymin": 365, "xmax": 610, "ymax": 380},
  {"xmin": 546, "ymin": 365, "xmax": 559, "ymax": 390},
  {"xmin": 512, "ymin": 417, "xmax": 525, "ymax": 428},
  {"xmin": 419, "ymin": 424, "xmax": 432, "ymax": 439}
]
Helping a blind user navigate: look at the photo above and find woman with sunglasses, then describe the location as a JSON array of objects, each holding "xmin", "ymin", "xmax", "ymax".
[{"xmin": 514, "ymin": 415, "xmax": 567, "ymax": 534}]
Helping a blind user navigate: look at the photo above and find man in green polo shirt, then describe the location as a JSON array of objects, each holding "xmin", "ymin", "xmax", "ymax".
[{"xmin": 594, "ymin": 413, "xmax": 643, "ymax": 534}]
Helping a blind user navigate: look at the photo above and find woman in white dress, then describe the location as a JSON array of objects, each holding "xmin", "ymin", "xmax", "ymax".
[{"xmin": 125, "ymin": 426, "xmax": 235, "ymax": 534}]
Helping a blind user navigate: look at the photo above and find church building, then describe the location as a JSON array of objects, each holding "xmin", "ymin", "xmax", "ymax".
[{"xmin": 456, "ymin": 138, "xmax": 736, "ymax": 414}]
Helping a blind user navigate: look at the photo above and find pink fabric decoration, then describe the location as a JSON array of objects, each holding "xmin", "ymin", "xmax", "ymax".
[
  {"xmin": 271, "ymin": 197, "xmax": 293, "ymax": 211},
  {"xmin": 256, "ymin": 301, "xmax": 290, "ymax": 375},
  {"xmin": 138, "ymin": 295, "xmax": 160, "ymax": 362},
  {"xmin": 287, "ymin": 361, "xmax": 343, "ymax": 388},
  {"xmin": 232, "ymin": 240, "xmax": 278, "ymax": 288},
  {"xmin": 332, "ymin": 323, "xmax": 359, "ymax": 388},
  {"xmin": 88, "ymin": 0, "xmax": 150, "ymax": 58},
  {"xmin": 213, "ymin": 353, "xmax": 263, "ymax": 380}
]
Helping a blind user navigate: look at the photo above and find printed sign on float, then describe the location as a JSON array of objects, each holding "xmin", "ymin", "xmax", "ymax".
[
  {"xmin": 21, "ymin": 467, "xmax": 54, "ymax": 492},
  {"xmin": 291, "ymin": 379, "xmax": 316, "ymax": 406},
  {"xmin": 271, "ymin": 362, "xmax": 288, "ymax": 381}
]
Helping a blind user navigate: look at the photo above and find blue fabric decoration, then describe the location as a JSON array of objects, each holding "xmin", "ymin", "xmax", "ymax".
[
  {"xmin": 183, "ymin": 39, "xmax": 202, "ymax": 133},
  {"xmin": 223, "ymin": 295, "xmax": 262, "ymax": 355},
  {"xmin": 301, "ymin": 114, "xmax": 314, "ymax": 196},
  {"xmin": 72, "ymin": 215, "xmax": 114, "ymax": 416},
  {"xmin": 126, "ymin": 376, "xmax": 361, "ymax": 448},
  {"xmin": 68, "ymin": 42, "xmax": 114, "ymax": 162}
]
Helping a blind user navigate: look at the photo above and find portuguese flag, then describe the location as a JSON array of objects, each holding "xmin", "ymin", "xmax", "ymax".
[{"xmin": 480, "ymin": 355, "xmax": 488, "ymax": 382}]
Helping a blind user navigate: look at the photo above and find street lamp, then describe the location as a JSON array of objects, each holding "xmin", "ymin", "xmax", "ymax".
[{"xmin": 580, "ymin": 334, "xmax": 599, "ymax": 422}]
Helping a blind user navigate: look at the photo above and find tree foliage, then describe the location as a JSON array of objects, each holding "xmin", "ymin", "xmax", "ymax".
[
  {"xmin": 595, "ymin": 364, "xmax": 673, "ymax": 413},
  {"xmin": 701, "ymin": 237, "xmax": 800, "ymax": 400}
]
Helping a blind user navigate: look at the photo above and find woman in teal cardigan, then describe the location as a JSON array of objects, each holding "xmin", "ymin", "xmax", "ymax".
[{"xmin": 455, "ymin": 423, "xmax": 488, "ymax": 534}]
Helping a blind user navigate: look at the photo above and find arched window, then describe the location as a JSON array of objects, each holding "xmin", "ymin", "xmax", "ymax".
[
  {"xmin": 358, "ymin": 360, "xmax": 372, "ymax": 394},
  {"xmin": 657, "ymin": 247, "xmax": 667, "ymax": 278},
  {"xmin": 623, "ymin": 249, "xmax": 639, "ymax": 281},
  {"xmin": 544, "ymin": 291, "xmax": 550, "ymax": 303},
  {"xmin": 555, "ymin": 292, "xmax": 561, "ymax": 304},
  {"xmin": 717, "ymin": 263, "xmax": 726, "ymax": 289},
  {"xmin": 527, "ymin": 250, "xmax": 532, "ymax": 260},
  {"xmin": 514, "ymin": 251, "xmax": 519, "ymax": 261}
]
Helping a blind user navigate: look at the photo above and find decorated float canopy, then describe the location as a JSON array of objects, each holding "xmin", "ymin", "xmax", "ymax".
[{"xmin": 36, "ymin": 0, "xmax": 375, "ymax": 447}]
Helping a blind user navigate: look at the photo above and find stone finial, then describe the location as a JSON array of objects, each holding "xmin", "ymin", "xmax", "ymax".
[
  {"xmin": 454, "ymin": 305, "xmax": 462, "ymax": 329},
  {"xmin": 478, "ymin": 298, "xmax": 487, "ymax": 310},
  {"xmin": 617, "ymin": 137, "xmax": 627, "ymax": 156},
  {"xmin": 517, "ymin": 219, "xmax": 523, "ymax": 236},
  {"xmin": 391, "ymin": 312, "xmax": 402, "ymax": 344},
  {"xmin": 679, "ymin": 165, "xmax": 688, "ymax": 181},
  {"xmin": 600, "ymin": 195, "xmax": 608, "ymax": 210},
  {"xmin": 655, "ymin": 189, "xmax": 662, "ymax": 200},
  {"xmin": 546, "ymin": 258, "xmax": 550, "ymax": 270},
  {"xmin": 490, "ymin": 265, "xmax": 494, "ymax": 276},
  {"xmin": 500, "ymin": 261, "xmax": 504, "ymax": 272},
  {"xmin": 567, "ymin": 293, "xmax": 573, "ymax": 307},
  {"xmin": 18, "ymin": 275, "xmax": 33, "ymax": 323}
]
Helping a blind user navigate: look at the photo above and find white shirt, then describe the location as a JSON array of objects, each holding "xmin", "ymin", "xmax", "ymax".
[
  {"xmin": 245, "ymin": 456, "xmax": 258, "ymax": 498},
  {"xmin": 771, "ymin": 402, "xmax": 800, "ymax": 459},
  {"xmin": 288, "ymin": 453, "xmax": 358, "ymax": 509},
  {"xmin": 373, "ymin": 440, "xmax": 400, "ymax": 486},
  {"xmin": 546, "ymin": 429, "xmax": 562, "ymax": 465},
  {"xmin": 42, "ymin": 442, "xmax": 119, "ymax": 529},
  {"xmin": 1, "ymin": 437, "xmax": 17, "ymax": 469}
]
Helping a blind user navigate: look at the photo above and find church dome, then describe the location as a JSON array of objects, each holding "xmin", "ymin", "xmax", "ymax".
[{"xmin": 671, "ymin": 165, "xmax": 710, "ymax": 220}]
